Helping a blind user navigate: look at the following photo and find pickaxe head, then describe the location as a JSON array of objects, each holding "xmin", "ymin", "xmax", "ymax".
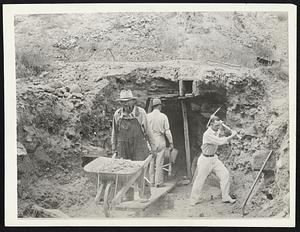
[{"xmin": 206, "ymin": 107, "xmax": 221, "ymax": 128}]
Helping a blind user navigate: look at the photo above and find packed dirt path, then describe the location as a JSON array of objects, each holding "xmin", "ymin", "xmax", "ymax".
[{"xmin": 66, "ymin": 171, "xmax": 251, "ymax": 218}]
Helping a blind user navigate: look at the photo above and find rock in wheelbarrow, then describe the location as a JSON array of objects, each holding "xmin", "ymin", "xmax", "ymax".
[{"xmin": 176, "ymin": 179, "xmax": 190, "ymax": 186}]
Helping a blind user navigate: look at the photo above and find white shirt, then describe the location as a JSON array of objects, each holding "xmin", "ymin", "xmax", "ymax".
[
  {"xmin": 201, "ymin": 127, "xmax": 228, "ymax": 156},
  {"xmin": 147, "ymin": 109, "xmax": 173, "ymax": 144}
]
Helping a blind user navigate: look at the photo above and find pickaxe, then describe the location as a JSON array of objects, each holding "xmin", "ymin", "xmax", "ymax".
[
  {"xmin": 206, "ymin": 107, "xmax": 242, "ymax": 140},
  {"xmin": 206, "ymin": 107, "xmax": 221, "ymax": 128}
]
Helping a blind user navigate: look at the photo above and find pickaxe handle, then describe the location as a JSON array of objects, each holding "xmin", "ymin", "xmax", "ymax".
[
  {"xmin": 221, "ymin": 123, "xmax": 242, "ymax": 140},
  {"xmin": 206, "ymin": 107, "xmax": 221, "ymax": 128}
]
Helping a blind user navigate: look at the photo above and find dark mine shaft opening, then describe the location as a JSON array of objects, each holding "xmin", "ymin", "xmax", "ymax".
[{"xmin": 156, "ymin": 91, "xmax": 227, "ymax": 178}]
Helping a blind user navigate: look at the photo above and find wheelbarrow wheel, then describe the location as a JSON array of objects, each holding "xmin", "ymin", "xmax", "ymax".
[{"xmin": 103, "ymin": 181, "xmax": 114, "ymax": 217}]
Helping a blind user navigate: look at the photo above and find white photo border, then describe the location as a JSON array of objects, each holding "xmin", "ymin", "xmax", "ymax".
[{"xmin": 4, "ymin": 3, "xmax": 297, "ymax": 227}]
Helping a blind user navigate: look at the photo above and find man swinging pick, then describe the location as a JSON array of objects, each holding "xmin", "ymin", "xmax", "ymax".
[{"xmin": 190, "ymin": 108, "xmax": 239, "ymax": 205}]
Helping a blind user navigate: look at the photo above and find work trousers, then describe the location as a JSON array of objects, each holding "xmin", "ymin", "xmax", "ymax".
[
  {"xmin": 190, "ymin": 155, "xmax": 232, "ymax": 204},
  {"xmin": 149, "ymin": 134, "xmax": 166, "ymax": 186}
]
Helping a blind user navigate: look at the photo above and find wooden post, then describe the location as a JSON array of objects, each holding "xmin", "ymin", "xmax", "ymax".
[
  {"xmin": 146, "ymin": 98, "xmax": 153, "ymax": 113},
  {"xmin": 179, "ymin": 80, "xmax": 184, "ymax": 96},
  {"xmin": 181, "ymin": 100, "xmax": 191, "ymax": 179}
]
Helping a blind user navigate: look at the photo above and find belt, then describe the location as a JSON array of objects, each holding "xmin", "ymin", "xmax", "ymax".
[{"xmin": 202, "ymin": 153, "xmax": 215, "ymax": 157}]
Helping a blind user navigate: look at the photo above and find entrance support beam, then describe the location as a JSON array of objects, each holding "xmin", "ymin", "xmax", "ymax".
[
  {"xmin": 146, "ymin": 98, "xmax": 153, "ymax": 113},
  {"xmin": 181, "ymin": 100, "xmax": 191, "ymax": 179}
]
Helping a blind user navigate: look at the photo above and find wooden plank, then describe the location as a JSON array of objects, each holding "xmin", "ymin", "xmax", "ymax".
[
  {"xmin": 181, "ymin": 100, "xmax": 192, "ymax": 179},
  {"xmin": 177, "ymin": 95, "xmax": 194, "ymax": 100},
  {"xmin": 115, "ymin": 182, "xmax": 176, "ymax": 210},
  {"xmin": 148, "ymin": 93, "xmax": 180, "ymax": 99}
]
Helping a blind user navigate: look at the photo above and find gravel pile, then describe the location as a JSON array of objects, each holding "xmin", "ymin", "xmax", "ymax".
[{"xmin": 84, "ymin": 157, "xmax": 144, "ymax": 174}]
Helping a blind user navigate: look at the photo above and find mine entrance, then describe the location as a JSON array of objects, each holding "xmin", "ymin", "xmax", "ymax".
[{"xmin": 145, "ymin": 81, "xmax": 227, "ymax": 180}]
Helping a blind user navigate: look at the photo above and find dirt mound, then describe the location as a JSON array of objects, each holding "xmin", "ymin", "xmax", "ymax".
[
  {"xmin": 16, "ymin": 62, "xmax": 289, "ymax": 217},
  {"xmin": 15, "ymin": 12, "xmax": 287, "ymax": 71}
]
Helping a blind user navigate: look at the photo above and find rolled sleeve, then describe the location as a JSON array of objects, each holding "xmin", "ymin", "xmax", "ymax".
[{"xmin": 205, "ymin": 131, "xmax": 228, "ymax": 145}]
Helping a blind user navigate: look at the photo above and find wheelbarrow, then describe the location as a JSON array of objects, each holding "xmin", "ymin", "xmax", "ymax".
[{"xmin": 84, "ymin": 155, "xmax": 152, "ymax": 217}]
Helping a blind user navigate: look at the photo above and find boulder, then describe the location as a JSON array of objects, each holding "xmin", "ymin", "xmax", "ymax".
[
  {"xmin": 34, "ymin": 146, "xmax": 51, "ymax": 163},
  {"xmin": 176, "ymin": 179, "xmax": 190, "ymax": 186},
  {"xmin": 283, "ymin": 192, "xmax": 289, "ymax": 205},
  {"xmin": 48, "ymin": 81, "xmax": 64, "ymax": 89},
  {"xmin": 65, "ymin": 128, "xmax": 77, "ymax": 140},
  {"xmin": 94, "ymin": 76, "xmax": 103, "ymax": 82},
  {"xmin": 60, "ymin": 110, "xmax": 70, "ymax": 121},
  {"xmin": 81, "ymin": 145, "xmax": 107, "ymax": 158},
  {"xmin": 63, "ymin": 100, "xmax": 74, "ymax": 111},
  {"xmin": 244, "ymin": 125, "xmax": 257, "ymax": 137},
  {"xmin": 17, "ymin": 142, "xmax": 27, "ymax": 156},
  {"xmin": 43, "ymin": 86, "xmax": 56, "ymax": 93},
  {"xmin": 159, "ymin": 194, "xmax": 174, "ymax": 210},
  {"xmin": 64, "ymin": 92, "xmax": 70, "ymax": 98},
  {"xmin": 252, "ymin": 150, "xmax": 276, "ymax": 171},
  {"xmin": 71, "ymin": 93, "xmax": 83, "ymax": 99},
  {"xmin": 74, "ymin": 102, "xmax": 83, "ymax": 108},
  {"xmin": 54, "ymin": 89, "xmax": 63, "ymax": 97},
  {"xmin": 81, "ymin": 84, "xmax": 91, "ymax": 92},
  {"xmin": 70, "ymin": 84, "xmax": 81, "ymax": 94},
  {"xmin": 39, "ymin": 71, "xmax": 49, "ymax": 78}
]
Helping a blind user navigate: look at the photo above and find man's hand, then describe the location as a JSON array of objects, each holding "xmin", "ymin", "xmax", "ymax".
[
  {"xmin": 231, "ymin": 130, "xmax": 242, "ymax": 139},
  {"xmin": 226, "ymin": 130, "xmax": 237, "ymax": 143},
  {"xmin": 231, "ymin": 130, "xmax": 237, "ymax": 137},
  {"xmin": 169, "ymin": 143, "xmax": 174, "ymax": 150}
]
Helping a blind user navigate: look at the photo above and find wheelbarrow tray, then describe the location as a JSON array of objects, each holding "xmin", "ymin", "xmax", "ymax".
[
  {"xmin": 83, "ymin": 155, "xmax": 153, "ymax": 217},
  {"xmin": 84, "ymin": 156, "xmax": 144, "ymax": 180}
]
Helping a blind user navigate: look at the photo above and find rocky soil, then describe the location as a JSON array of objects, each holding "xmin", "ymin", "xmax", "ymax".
[{"xmin": 15, "ymin": 12, "xmax": 289, "ymax": 218}]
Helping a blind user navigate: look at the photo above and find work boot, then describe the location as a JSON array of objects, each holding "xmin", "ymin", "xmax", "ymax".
[
  {"xmin": 222, "ymin": 197, "xmax": 236, "ymax": 204},
  {"xmin": 190, "ymin": 200, "xmax": 202, "ymax": 206},
  {"xmin": 155, "ymin": 184, "xmax": 166, "ymax": 188}
]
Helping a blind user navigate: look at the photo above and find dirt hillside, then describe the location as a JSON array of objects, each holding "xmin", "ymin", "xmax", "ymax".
[{"xmin": 15, "ymin": 12, "xmax": 289, "ymax": 218}]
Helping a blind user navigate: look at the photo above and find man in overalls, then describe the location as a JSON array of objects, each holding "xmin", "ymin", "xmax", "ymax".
[
  {"xmin": 111, "ymin": 90, "xmax": 156, "ymax": 201},
  {"xmin": 190, "ymin": 116, "xmax": 237, "ymax": 206}
]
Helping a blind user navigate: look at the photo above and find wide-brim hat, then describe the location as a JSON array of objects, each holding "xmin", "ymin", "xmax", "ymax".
[{"xmin": 117, "ymin": 90, "xmax": 138, "ymax": 101}]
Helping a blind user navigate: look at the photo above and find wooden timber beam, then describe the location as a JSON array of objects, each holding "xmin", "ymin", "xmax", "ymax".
[
  {"xmin": 179, "ymin": 80, "xmax": 192, "ymax": 179},
  {"xmin": 181, "ymin": 100, "xmax": 192, "ymax": 179},
  {"xmin": 146, "ymin": 98, "xmax": 153, "ymax": 113}
]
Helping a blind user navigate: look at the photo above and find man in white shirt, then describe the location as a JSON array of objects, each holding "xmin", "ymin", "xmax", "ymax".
[
  {"xmin": 147, "ymin": 98, "xmax": 174, "ymax": 188},
  {"xmin": 190, "ymin": 115, "xmax": 238, "ymax": 205}
]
